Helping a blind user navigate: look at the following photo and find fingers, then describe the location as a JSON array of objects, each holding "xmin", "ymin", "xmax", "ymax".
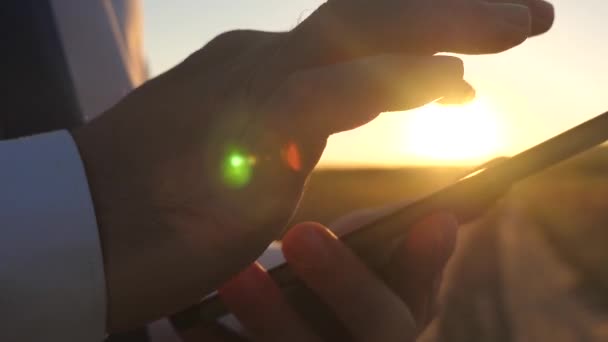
[
  {"xmin": 218, "ymin": 263, "xmax": 322, "ymax": 342},
  {"xmin": 210, "ymin": 217, "xmax": 457, "ymax": 342},
  {"xmin": 268, "ymin": 54, "xmax": 472, "ymax": 138},
  {"xmin": 486, "ymin": 0, "xmax": 554, "ymax": 35},
  {"xmin": 218, "ymin": 37, "xmax": 474, "ymax": 229},
  {"xmin": 280, "ymin": 0, "xmax": 553, "ymax": 68},
  {"xmin": 282, "ymin": 223, "xmax": 417, "ymax": 342},
  {"xmin": 382, "ymin": 213, "xmax": 459, "ymax": 328},
  {"xmin": 431, "ymin": 1, "xmax": 532, "ymax": 54},
  {"xmin": 438, "ymin": 81, "xmax": 476, "ymax": 105},
  {"xmin": 327, "ymin": 206, "xmax": 460, "ymax": 327},
  {"xmin": 223, "ymin": 55, "xmax": 468, "ymax": 233}
]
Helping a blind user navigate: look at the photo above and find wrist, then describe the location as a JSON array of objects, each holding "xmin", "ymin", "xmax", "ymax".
[
  {"xmin": 70, "ymin": 119, "xmax": 141, "ymax": 330},
  {"xmin": 71, "ymin": 121, "xmax": 120, "ymax": 238}
]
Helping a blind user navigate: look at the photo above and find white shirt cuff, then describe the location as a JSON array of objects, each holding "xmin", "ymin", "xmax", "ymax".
[{"xmin": 0, "ymin": 131, "xmax": 106, "ymax": 341}]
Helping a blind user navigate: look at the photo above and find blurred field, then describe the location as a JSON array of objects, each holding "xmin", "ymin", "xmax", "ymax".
[
  {"xmin": 294, "ymin": 146, "xmax": 608, "ymax": 223},
  {"xmin": 292, "ymin": 147, "xmax": 608, "ymax": 341}
]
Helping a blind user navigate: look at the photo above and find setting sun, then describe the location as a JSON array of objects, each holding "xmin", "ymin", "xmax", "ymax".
[{"xmin": 402, "ymin": 98, "xmax": 505, "ymax": 165}]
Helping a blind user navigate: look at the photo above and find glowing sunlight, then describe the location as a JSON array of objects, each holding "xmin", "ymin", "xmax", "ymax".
[{"xmin": 402, "ymin": 98, "xmax": 505, "ymax": 164}]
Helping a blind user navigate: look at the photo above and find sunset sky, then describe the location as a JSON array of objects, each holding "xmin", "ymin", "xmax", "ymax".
[{"xmin": 143, "ymin": 0, "xmax": 608, "ymax": 166}]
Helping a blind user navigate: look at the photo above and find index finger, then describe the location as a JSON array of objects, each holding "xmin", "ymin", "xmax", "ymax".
[
  {"xmin": 282, "ymin": 223, "xmax": 418, "ymax": 342},
  {"xmin": 280, "ymin": 0, "xmax": 554, "ymax": 67},
  {"xmin": 487, "ymin": 0, "xmax": 554, "ymax": 35}
]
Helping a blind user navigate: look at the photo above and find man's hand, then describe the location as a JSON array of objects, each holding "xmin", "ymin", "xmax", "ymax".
[
  {"xmin": 71, "ymin": 0, "xmax": 554, "ymax": 331},
  {"xmin": 177, "ymin": 213, "xmax": 458, "ymax": 341}
]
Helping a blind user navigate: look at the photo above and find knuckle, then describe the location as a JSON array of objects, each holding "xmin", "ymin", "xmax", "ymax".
[
  {"xmin": 210, "ymin": 29, "xmax": 255, "ymax": 46},
  {"xmin": 210, "ymin": 30, "xmax": 284, "ymax": 52}
]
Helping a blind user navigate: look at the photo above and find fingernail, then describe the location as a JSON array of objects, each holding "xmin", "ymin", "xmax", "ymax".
[
  {"xmin": 488, "ymin": 3, "xmax": 531, "ymax": 29},
  {"xmin": 283, "ymin": 223, "xmax": 335, "ymax": 271},
  {"xmin": 300, "ymin": 225, "xmax": 334, "ymax": 262},
  {"xmin": 463, "ymin": 86, "xmax": 476, "ymax": 102},
  {"xmin": 531, "ymin": 0, "xmax": 555, "ymax": 34},
  {"xmin": 439, "ymin": 83, "xmax": 476, "ymax": 105},
  {"xmin": 534, "ymin": 0, "xmax": 555, "ymax": 20}
]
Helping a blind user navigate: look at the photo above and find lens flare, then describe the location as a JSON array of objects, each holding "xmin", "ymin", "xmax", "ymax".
[
  {"xmin": 222, "ymin": 148, "xmax": 253, "ymax": 188},
  {"xmin": 282, "ymin": 141, "xmax": 302, "ymax": 171},
  {"xmin": 229, "ymin": 155, "xmax": 246, "ymax": 168}
]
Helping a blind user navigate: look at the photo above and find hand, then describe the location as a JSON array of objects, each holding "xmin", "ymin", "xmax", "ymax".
[
  {"xmin": 71, "ymin": 0, "xmax": 553, "ymax": 331},
  {"xmin": 177, "ymin": 213, "xmax": 458, "ymax": 341}
]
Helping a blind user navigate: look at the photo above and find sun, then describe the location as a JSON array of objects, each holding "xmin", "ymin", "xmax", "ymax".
[{"xmin": 402, "ymin": 98, "xmax": 505, "ymax": 164}]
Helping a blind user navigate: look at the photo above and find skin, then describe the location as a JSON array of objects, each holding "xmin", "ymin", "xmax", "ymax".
[
  {"xmin": 178, "ymin": 212, "xmax": 458, "ymax": 342},
  {"xmin": 71, "ymin": 0, "xmax": 554, "ymax": 332}
]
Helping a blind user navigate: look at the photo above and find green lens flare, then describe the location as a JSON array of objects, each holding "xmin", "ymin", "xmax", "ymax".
[
  {"xmin": 222, "ymin": 149, "xmax": 253, "ymax": 188},
  {"xmin": 229, "ymin": 155, "xmax": 246, "ymax": 168}
]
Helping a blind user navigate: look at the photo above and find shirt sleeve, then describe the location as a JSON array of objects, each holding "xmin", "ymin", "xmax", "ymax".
[{"xmin": 0, "ymin": 131, "xmax": 106, "ymax": 341}]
